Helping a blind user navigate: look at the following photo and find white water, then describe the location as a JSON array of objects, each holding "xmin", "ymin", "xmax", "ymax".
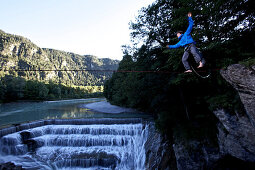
[{"xmin": 0, "ymin": 123, "xmax": 149, "ymax": 169}]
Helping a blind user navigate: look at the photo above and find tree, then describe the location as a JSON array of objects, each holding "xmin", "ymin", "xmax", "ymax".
[
  {"xmin": 2, "ymin": 75, "xmax": 26, "ymax": 101},
  {"xmin": 130, "ymin": 0, "xmax": 255, "ymax": 47},
  {"xmin": 38, "ymin": 83, "xmax": 49, "ymax": 100},
  {"xmin": 0, "ymin": 79, "xmax": 6, "ymax": 101},
  {"xmin": 104, "ymin": 0, "xmax": 252, "ymax": 145},
  {"xmin": 52, "ymin": 86, "xmax": 61, "ymax": 99}
]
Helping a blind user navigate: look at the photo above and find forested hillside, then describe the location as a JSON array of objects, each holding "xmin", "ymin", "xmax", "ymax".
[
  {"xmin": 0, "ymin": 29, "xmax": 119, "ymax": 86},
  {"xmin": 0, "ymin": 30, "xmax": 119, "ymax": 102},
  {"xmin": 104, "ymin": 0, "xmax": 255, "ymax": 167}
]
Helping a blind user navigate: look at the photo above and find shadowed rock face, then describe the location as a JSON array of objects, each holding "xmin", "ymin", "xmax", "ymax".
[
  {"xmin": 144, "ymin": 123, "xmax": 173, "ymax": 170},
  {"xmin": 220, "ymin": 64, "xmax": 255, "ymax": 127},
  {"xmin": 215, "ymin": 64, "xmax": 255, "ymax": 162},
  {"xmin": 214, "ymin": 109, "xmax": 255, "ymax": 162}
]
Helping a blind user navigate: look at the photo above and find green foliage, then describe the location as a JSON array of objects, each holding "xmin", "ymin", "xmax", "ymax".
[
  {"xmin": 1, "ymin": 75, "xmax": 26, "ymax": 101},
  {"xmin": 0, "ymin": 75, "xmax": 103, "ymax": 102},
  {"xmin": 239, "ymin": 57, "xmax": 255, "ymax": 68},
  {"xmin": 105, "ymin": 0, "xmax": 254, "ymax": 143},
  {"xmin": 0, "ymin": 79, "xmax": 6, "ymax": 101}
]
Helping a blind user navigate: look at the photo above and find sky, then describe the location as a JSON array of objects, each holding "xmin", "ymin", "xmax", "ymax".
[{"xmin": 0, "ymin": 0, "xmax": 155, "ymax": 60}]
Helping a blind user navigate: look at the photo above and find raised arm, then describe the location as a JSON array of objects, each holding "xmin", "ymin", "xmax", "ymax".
[{"xmin": 185, "ymin": 12, "xmax": 194, "ymax": 35}]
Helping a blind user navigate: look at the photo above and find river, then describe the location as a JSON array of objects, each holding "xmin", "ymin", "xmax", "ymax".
[
  {"xmin": 0, "ymin": 98, "xmax": 150, "ymax": 128},
  {"xmin": 0, "ymin": 98, "xmax": 152, "ymax": 169}
]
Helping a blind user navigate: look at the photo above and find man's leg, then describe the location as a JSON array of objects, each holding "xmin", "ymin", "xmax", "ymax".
[
  {"xmin": 182, "ymin": 51, "xmax": 192, "ymax": 71},
  {"xmin": 190, "ymin": 44, "xmax": 205, "ymax": 67}
]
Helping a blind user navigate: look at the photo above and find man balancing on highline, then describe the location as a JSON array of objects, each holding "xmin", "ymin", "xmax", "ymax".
[{"xmin": 166, "ymin": 12, "xmax": 205, "ymax": 73}]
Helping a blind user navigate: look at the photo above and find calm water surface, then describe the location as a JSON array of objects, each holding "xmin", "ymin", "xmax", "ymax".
[{"xmin": 0, "ymin": 98, "xmax": 150, "ymax": 127}]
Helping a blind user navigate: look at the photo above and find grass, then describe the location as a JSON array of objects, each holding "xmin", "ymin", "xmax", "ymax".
[{"xmin": 239, "ymin": 57, "xmax": 255, "ymax": 68}]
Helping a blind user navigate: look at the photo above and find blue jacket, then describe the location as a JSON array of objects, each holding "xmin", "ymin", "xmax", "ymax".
[{"xmin": 168, "ymin": 17, "xmax": 195, "ymax": 49}]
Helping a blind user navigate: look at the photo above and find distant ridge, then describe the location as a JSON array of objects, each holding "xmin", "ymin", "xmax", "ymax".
[{"xmin": 0, "ymin": 29, "xmax": 119, "ymax": 86}]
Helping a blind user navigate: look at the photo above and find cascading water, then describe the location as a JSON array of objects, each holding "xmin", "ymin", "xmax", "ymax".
[{"xmin": 0, "ymin": 119, "xmax": 149, "ymax": 170}]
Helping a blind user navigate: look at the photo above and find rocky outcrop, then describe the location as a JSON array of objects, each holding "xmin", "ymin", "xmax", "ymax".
[
  {"xmin": 172, "ymin": 137, "xmax": 220, "ymax": 170},
  {"xmin": 144, "ymin": 123, "xmax": 174, "ymax": 170},
  {"xmin": 214, "ymin": 64, "xmax": 255, "ymax": 162},
  {"xmin": 172, "ymin": 141, "xmax": 204, "ymax": 170},
  {"xmin": 220, "ymin": 64, "xmax": 255, "ymax": 127},
  {"xmin": 144, "ymin": 122, "xmax": 222, "ymax": 170},
  {"xmin": 214, "ymin": 109, "xmax": 255, "ymax": 162},
  {"xmin": 171, "ymin": 64, "xmax": 255, "ymax": 169},
  {"xmin": 0, "ymin": 162, "xmax": 24, "ymax": 170}
]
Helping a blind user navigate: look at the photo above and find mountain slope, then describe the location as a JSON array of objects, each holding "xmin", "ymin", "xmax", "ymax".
[{"xmin": 0, "ymin": 29, "xmax": 119, "ymax": 86}]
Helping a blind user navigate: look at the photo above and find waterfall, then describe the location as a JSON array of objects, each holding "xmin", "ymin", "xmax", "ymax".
[{"xmin": 0, "ymin": 119, "xmax": 149, "ymax": 170}]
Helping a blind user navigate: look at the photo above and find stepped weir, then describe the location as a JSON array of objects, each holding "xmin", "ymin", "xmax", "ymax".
[{"xmin": 0, "ymin": 118, "xmax": 149, "ymax": 169}]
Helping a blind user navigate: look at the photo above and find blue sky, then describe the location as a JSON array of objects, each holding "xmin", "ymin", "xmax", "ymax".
[{"xmin": 0, "ymin": 0, "xmax": 155, "ymax": 60}]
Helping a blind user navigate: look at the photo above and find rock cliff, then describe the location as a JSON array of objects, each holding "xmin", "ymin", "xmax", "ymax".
[
  {"xmin": 169, "ymin": 64, "xmax": 255, "ymax": 169},
  {"xmin": 220, "ymin": 64, "xmax": 255, "ymax": 127},
  {"xmin": 214, "ymin": 109, "xmax": 255, "ymax": 162},
  {"xmin": 144, "ymin": 122, "xmax": 175, "ymax": 170},
  {"xmin": 215, "ymin": 64, "xmax": 255, "ymax": 162}
]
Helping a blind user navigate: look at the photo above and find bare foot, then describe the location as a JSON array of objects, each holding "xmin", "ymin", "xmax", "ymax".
[
  {"xmin": 184, "ymin": 70, "xmax": 192, "ymax": 73},
  {"xmin": 197, "ymin": 61, "xmax": 204, "ymax": 68}
]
